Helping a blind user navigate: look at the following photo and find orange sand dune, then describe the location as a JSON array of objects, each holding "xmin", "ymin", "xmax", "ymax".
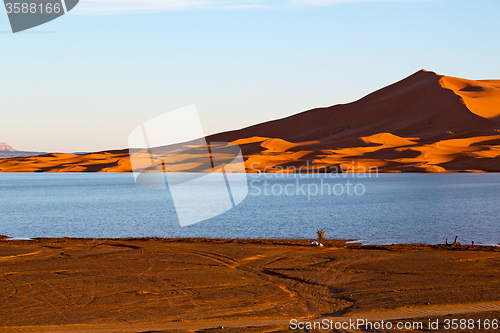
[
  {"xmin": 390, "ymin": 135, "xmax": 500, "ymax": 172},
  {"xmin": 361, "ymin": 132, "xmax": 420, "ymax": 146},
  {"xmin": 0, "ymin": 151, "xmax": 132, "ymax": 173},
  {"xmin": 209, "ymin": 70, "xmax": 500, "ymax": 173},
  {"xmin": 440, "ymin": 76, "xmax": 500, "ymax": 118},
  {"xmin": 1, "ymin": 70, "xmax": 500, "ymax": 173}
]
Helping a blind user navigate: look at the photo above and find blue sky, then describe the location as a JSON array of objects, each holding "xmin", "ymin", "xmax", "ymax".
[{"xmin": 1, "ymin": 0, "xmax": 499, "ymax": 152}]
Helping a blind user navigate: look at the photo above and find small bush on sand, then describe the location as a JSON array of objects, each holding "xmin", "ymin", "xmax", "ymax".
[{"xmin": 316, "ymin": 229, "xmax": 326, "ymax": 240}]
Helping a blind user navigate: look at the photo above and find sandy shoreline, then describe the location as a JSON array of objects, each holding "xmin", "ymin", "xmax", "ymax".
[{"xmin": 1, "ymin": 237, "xmax": 499, "ymax": 332}]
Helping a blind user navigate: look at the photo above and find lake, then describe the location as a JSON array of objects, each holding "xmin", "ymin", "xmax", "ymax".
[{"xmin": 0, "ymin": 173, "xmax": 499, "ymax": 245}]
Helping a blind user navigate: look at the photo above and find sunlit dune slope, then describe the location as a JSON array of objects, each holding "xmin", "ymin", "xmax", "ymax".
[
  {"xmin": 208, "ymin": 70, "xmax": 500, "ymax": 173},
  {"xmin": 1, "ymin": 70, "xmax": 500, "ymax": 173},
  {"xmin": 0, "ymin": 151, "xmax": 132, "ymax": 173},
  {"xmin": 440, "ymin": 76, "xmax": 500, "ymax": 118}
]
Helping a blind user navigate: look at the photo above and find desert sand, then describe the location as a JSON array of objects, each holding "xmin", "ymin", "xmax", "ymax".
[
  {"xmin": 1, "ymin": 237, "xmax": 500, "ymax": 332},
  {"xmin": 1, "ymin": 70, "xmax": 500, "ymax": 173}
]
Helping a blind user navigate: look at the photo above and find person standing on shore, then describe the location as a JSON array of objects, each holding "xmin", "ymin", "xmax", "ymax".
[{"xmin": 452, "ymin": 236, "xmax": 462, "ymax": 248}]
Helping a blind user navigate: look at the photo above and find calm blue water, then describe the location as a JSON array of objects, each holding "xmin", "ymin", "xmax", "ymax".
[{"xmin": 0, "ymin": 173, "xmax": 499, "ymax": 245}]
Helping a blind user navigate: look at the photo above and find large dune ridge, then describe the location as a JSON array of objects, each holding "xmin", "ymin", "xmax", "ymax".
[{"xmin": 1, "ymin": 70, "xmax": 500, "ymax": 173}]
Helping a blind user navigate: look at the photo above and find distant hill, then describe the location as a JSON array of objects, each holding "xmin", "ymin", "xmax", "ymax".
[
  {"xmin": 0, "ymin": 143, "xmax": 15, "ymax": 152},
  {"xmin": 0, "ymin": 143, "xmax": 46, "ymax": 158},
  {"xmin": 1, "ymin": 70, "xmax": 500, "ymax": 173}
]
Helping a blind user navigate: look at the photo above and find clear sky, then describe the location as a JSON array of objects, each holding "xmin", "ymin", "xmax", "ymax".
[{"xmin": 1, "ymin": 0, "xmax": 499, "ymax": 152}]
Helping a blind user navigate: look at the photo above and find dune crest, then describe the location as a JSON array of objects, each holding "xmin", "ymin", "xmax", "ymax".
[
  {"xmin": 361, "ymin": 133, "xmax": 419, "ymax": 147},
  {"xmin": 439, "ymin": 75, "xmax": 500, "ymax": 118}
]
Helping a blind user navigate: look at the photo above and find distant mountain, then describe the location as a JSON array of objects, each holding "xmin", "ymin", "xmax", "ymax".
[
  {"xmin": 0, "ymin": 143, "xmax": 15, "ymax": 152},
  {"xmin": 0, "ymin": 143, "xmax": 46, "ymax": 159},
  {"xmin": 1, "ymin": 70, "xmax": 500, "ymax": 172}
]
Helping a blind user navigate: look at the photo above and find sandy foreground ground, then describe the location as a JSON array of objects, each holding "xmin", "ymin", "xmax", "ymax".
[{"xmin": 1, "ymin": 237, "xmax": 500, "ymax": 332}]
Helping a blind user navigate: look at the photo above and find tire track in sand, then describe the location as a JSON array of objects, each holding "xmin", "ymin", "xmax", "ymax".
[{"xmin": 2, "ymin": 299, "xmax": 500, "ymax": 332}]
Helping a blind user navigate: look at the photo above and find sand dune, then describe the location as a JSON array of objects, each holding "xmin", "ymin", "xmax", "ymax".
[
  {"xmin": 1, "ymin": 70, "xmax": 500, "ymax": 173},
  {"xmin": 440, "ymin": 75, "xmax": 500, "ymax": 118},
  {"xmin": 0, "ymin": 151, "xmax": 132, "ymax": 172},
  {"xmin": 210, "ymin": 70, "xmax": 500, "ymax": 173}
]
